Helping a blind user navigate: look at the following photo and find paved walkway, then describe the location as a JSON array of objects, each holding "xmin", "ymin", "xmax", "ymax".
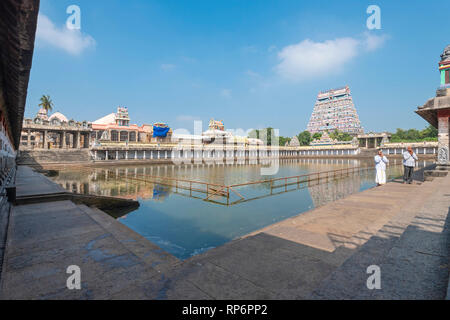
[
  {"xmin": 0, "ymin": 166, "xmax": 448, "ymax": 299},
  {"xmin": 14, "ymin": 166, "xmax": 67, "ymax": 197}
]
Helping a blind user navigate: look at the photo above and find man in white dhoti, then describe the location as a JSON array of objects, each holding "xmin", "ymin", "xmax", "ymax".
[{"xmin": 374, "ymin": 150, "xmax": 389, "ymax": 186}]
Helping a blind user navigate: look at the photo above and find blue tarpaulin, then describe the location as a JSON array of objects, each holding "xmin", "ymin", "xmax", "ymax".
[
  {"xmin": 153, "ymin": 185, "xmax": 168, "ymax": 199},
  {"xmin": 153, "ymin": 125, "xmax": 170, "ymax": 137}
]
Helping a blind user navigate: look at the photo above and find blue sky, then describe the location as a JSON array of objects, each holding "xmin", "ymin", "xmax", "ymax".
[{"xmin": 27, "ymin": 0, "xmax": 449, "ymax": 137}]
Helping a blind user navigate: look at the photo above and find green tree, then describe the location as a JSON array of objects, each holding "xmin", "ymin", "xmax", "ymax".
[
  {"xmin": 248, "ymin": 129, "xmax": 260, "ymax": 139},
  {"xmin": 297, "ymin": 131, "xmax": 311, "ymax": 146},
  {"xmin": 312, "ymin": 132, "xmax": 322, "ymax": 140},
  {"xmin": 259, "ymin": 127, "xmax": 274, "ymax": 145},
  {"xmin": 39, "ymin": 95, "xmax": 54, "ymax": 113},
  {"xmin": 278, "ymin": 136, "xmax": 291, "ymax": 146},
  {"xmin": 420, "ymin": 125, "xmax": 438, "ymax": 139},
  {"xmin": 391, "ymin": 126, "xmax": 438, "ymax": 142}
]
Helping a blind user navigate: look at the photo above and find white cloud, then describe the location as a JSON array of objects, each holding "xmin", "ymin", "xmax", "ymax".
[
  {"xmin": 363, "ymin": 33, "xmax": 388, "ymax": 52},
  {"xmin": 275, "ymin": 33, "xmax": 387, "ymax": 81},
  {"xmin": 161, "ymin": 63, "xmax": 176, "ymax": 71},
  {"xmin": 36, "ymin": 14, "xmax": 95, "ymax": 55},
  {"xmin": 220, "ymin": 89, "xmax": 232, "ymax": 99}
]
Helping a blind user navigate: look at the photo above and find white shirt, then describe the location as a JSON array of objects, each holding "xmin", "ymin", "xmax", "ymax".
[
  {"xmin": 374, "ymin": 155, "xmax": 389, "ymax": 171},
  {"xmin": 403, "ymin": 151, "xmax": 418, "ymax": 167}
]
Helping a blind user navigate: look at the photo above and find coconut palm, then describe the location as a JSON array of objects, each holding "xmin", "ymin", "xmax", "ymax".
[{"xmin": 38, "ymin": 95, "xmax": 54, "ymax": 113}]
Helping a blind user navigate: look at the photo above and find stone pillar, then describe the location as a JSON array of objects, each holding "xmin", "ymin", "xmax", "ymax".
[
  {"xmin": 437, "ymin": 113, "xmax": 449, "ymax": 164},
  {"xmin": 27, "ymin": 130, "xmax": 31, "ymax": 148},
  {"xmin": 76, "ymin": 132, "xmax": 81, "ymax": 149},
  {"xmin": 62, "ymin": 131, "xmax": 66, "ymax": 148},
  {"xmin": 43, "ymin": 131, "xmax": 48, "ymax": 149}
]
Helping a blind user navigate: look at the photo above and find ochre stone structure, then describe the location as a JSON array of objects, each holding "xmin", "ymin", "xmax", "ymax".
[
  {"xmin": 357, "ymin": 132, "xmax": 391, "ymax": 149},
  {"xmin": 20, "ymin": 109, "xmax": 92, "ymax": 149}
]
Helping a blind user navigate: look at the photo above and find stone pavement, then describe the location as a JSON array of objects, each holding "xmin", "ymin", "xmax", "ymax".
[
  {"xmin": 0, "ymin": 166, "xmax": 448, "ymax": 299},
  {"xmin": 15, "ymin": 166, "xmax": 67, "ymax": 197}
]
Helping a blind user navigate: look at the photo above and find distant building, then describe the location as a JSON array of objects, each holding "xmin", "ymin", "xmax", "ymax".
[
  {"xmin": 21, "ymin": 109, "xmax": 92, "ymax": 149},
  {"xmin": 287, "ymin": 136, "xmax": 300, "ymax": 147},
  {"xmin": 307, "ymin": 86, "xmax": 363, "ymax": 136},
  {"xmin": 91, "ymin": 107, "xmax": 172, "ymax": 144},
  {"xmin": 357, "ymin": 132, "xmax": 391, "ymax": 149}
]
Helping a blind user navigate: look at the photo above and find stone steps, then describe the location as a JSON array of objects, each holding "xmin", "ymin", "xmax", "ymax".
[
  {"xmin": 309, "ymin": 176, "xmax": 449, "ymax": 299},
  {"xmin": 76, "ymin": 204, "xmax": 179, "ymax": 273},
  {"xmin": 17, "ymin": 150, "xmax": 90, "ymax": 165}
]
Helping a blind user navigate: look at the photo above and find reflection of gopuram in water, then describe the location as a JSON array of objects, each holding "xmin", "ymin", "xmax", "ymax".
[
  {"xmin": 49, "ymin": 158, "xmax": 431, "ymax": 207},
  {"xmin": 307, "ymin": 173, "xmax": 361, "ymax": 208},
  {"xmin": 49, "ymin": 158, "xmax": 371, "ymax": 206}
]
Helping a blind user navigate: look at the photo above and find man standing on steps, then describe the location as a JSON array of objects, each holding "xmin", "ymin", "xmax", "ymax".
[
  {"xmin": 403, "ymin": 146, "xmax": 418, "ymax": 184},
  {"xmin": 375, "ymin": 149, "xmax": 389, "ymax": 186}
]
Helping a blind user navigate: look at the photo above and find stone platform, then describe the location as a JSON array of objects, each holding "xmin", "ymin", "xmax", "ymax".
[{"xmin": 0, "ymin": 166, "xmax": 448, "ymax": 299}]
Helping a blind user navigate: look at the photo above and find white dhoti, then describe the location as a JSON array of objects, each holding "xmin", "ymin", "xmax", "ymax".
[{"xmin": 375, "ymin": 169, "xmax": 386, "ymax": 185}]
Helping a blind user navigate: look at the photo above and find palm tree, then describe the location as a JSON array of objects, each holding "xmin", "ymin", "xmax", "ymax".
[{"xmin": 38, "ymin": 95, "xmax": 54, "ymax": 113}]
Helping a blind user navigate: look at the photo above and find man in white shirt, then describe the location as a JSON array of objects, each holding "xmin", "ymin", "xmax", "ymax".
[
  {"xmin": 374, "ymin": 150, "xmax": 389, "ymax": 186},
  {"xmin": 403, "ymin": 146, "xmax": 418, "ymax": 184}
]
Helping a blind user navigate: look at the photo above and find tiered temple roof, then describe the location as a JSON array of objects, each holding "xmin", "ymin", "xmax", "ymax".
[{"xmin": 307, "ymin": 86, "xmax": 363, "ymax": 136}]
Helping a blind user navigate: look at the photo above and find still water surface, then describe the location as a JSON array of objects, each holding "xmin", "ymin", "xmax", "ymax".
[{"xmin": 49, "ymin": 158, "xmax": 431, "ymax": 260}]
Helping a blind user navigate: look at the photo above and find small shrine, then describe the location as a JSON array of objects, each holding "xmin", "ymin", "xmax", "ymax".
[{"xmin": 416, "ymin": 45, "xmax": 450, "ymax": 168}]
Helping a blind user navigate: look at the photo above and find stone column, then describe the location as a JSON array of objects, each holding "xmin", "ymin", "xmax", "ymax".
[
  {"xmin": 437, "ymin": 114, "xmax": 449, "ymax": 164},
  {"xmin": 76, "ymin": 132, "xmax": 81, "ymax": 149},
  {"xmin": 62, "ymin": 131, "xmax": 66, "ymax": 148},
  {"xmin": 43, "ymin": 131, "xmax": 48, "ymax": 149},
  {"xmin": 27, "ymin": 130, "xmax": 31, "ymax": 148}
]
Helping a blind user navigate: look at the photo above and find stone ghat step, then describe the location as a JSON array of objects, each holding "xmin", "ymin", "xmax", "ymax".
[
  {"xmin": 309, "ymin": 174, "xmax": 450, "ymax": 299},
  {"xmin": 76, "ymin": 204, "xmax": 179, "ymax": 273},
  {"xmin": 0, "ymin": 200, "xmax": 182, "ymax": 299},
  {"xmin": 17, "ymin": 150, "xmax": 90, "ymax": 164},
  {"xmin": 243, "ymin": 182, "xmax": 430, "ymax": 253}
]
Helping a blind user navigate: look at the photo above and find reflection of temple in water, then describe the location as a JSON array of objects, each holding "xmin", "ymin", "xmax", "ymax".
[
  {"xmin": 48, "ymin": 157, "xmax": 433, "ymax": 206},
  {"xmin": 52, "ymin": 168, "xmax": 172, "ymax": 202},
  {"xmin": 307, "ymin": 173, "xmax": 362, "ymax": 208},
  {"xmin": 306, "ymin": 158, "xmax": 433, "ymax": 208}
]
